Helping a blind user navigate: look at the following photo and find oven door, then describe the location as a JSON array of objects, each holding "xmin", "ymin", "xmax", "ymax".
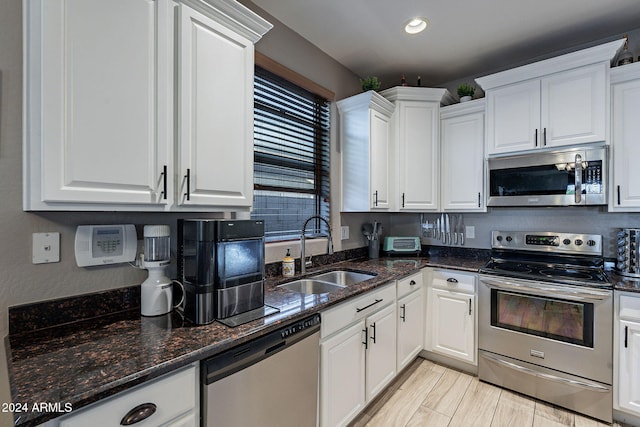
[
  {"xmin": 487, "ymin": 146, "xmax": 606, "ymax": 207},
  {"xmin": 478, "ymin": 275, "xmax": 612, "ymax": 384}
]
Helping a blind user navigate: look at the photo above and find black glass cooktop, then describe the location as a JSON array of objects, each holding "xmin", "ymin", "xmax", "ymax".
[{"xmin": 480, "ymin": 251, "xmax": 611, "ymax": 288}]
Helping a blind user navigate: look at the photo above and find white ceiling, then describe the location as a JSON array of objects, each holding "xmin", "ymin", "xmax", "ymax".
[{"xmin": 251, "ymin": 0, "xmax": 640, "ymax": 88}]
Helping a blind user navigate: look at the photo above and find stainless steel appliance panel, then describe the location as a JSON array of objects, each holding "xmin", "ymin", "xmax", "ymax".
[
  {"xmin": 203, "ymin": 315, "xmax": 320, "ymax": 427},
  {"xmin": 479, "ymin": 350, "xmax": 612, "ymax": 423},
  {"xmin": 487, "ymin": 146, "xmax": 607, "ymax": 207},
  {"xmin": 479, "ymin": 275, "xmax": 613, "ymax": 384}
]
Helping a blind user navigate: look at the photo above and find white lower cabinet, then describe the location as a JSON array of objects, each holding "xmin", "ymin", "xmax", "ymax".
[
  {"xmin": 425, "ymin": 269, "xmax": 477, "ymax": 365},
  {"xmin": 320, "ymin": 283, "xmax": 396, "ymax": 427},
  {"xmin": 396, "ymin": 272, "xmax": 424, "ymax": 372},
  {"xmin": 615, "ymin": 292, "xmax": 640, "ymax": 418},
  {"xmin": 42, "ymin": 363, "xmax": 199, "ymax": 427}
]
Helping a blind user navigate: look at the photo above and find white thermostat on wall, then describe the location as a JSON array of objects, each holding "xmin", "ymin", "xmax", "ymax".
[{"xmin": 74, "ymin": 224, "xmax": 137, "ymax": 267}]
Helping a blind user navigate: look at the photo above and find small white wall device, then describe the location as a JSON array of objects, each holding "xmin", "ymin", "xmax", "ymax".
[{"xmin": 74, "ymin": 224, "xmax": 137, "ymax": 267}]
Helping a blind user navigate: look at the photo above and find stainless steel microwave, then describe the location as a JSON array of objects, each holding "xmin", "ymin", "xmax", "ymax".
[{"xmin": 487, "ymin": 146, "xmax": 607, "ymax": 207}]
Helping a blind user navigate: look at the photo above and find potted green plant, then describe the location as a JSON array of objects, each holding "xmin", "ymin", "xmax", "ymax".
[
  {"xmin": 360, "ymin": 76, "xmax": 381, "ymax": 92},
  {"xmin": 457, "ymin": 83, "xmax": 475, "ymax": 102}
]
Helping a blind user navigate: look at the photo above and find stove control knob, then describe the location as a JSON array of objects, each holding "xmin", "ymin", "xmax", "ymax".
[
  {"xmin": 496, "ymin": 235, "xmax": 503, "ymax": 242},
  {"xmin": 574, "ymin": 239, "xmax": 583, "ymax": 246},
  {"xmin": 505, "ymin": 236, "xmax": 513, "ymax": 242},
  {"xmin": 587, "ymin": 239, "xmax": 597, "ymax": 247},
  {"xmin": 563, "ymin": 238, "xmax": 571, "ymax": 245}
]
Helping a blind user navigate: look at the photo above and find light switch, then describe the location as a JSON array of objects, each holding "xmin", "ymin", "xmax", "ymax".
[
  {"xmin": 33, "ymin": 232, "xmax": 60, "ymax": 264},
  {"xmin": 465, "ymin": 226, "xmax": 475, "ymax": 239},
  {"xmin": 341, "ymin": 226, "xmax": 350, "ymax": 240}
]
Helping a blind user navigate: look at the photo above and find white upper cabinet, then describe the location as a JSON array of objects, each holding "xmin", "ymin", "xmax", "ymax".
[
  {"xmin": 24, "ymin": 0, "xmax": 172, "ymax": 210},
  {"xmin": 178, "ymin": 4, "xmax": 255, "ymax": 208},
  {"xmin": 610, "ymin": 62, "xmax": 640, "ymax": 211},
  {"xmin": 380, "ymin": 87, "xmax": 447, "ymax": 212},
  {"xmin": 440, "ymin": 100, "xmax": 486, "ymax": 212},
  {"xmin": 23, "ymin": 0, "xmax": 271, "ymax": 211},
  {"xmin": 338, "ymin": 91, "xmax": 395, "ymax": 211},
  {"xmin": 478, "ymin": 39, "xmax": 624, "ymax": 156}
]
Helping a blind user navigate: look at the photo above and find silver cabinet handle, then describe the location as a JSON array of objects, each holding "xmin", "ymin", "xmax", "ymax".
[
  {"xmin": 480, "ymin": 276, "xmax": 610, "ymax": 302},
  {"xmin": 468, "ymin": 298, "xmax": 472, "ymax": 315},
  {"xmin": 370, "ymin": 322, "xmax": 377, "ymax": 344},
  {"xmin": 400, "ymin": 303, "xmax": 406, "ymax": 322},
  {"xmin": 446, "ymin": 277, "xmax": 458, "ymax": 284},
  {"xmin": 575, "ymin": 153, "xmax": 582, "ymax": 204}
]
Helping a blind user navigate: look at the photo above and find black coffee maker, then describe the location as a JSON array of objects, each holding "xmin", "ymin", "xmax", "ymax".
[{"xmin": 177, "ymin": 219, "xmax": 265, "ymax": 325}]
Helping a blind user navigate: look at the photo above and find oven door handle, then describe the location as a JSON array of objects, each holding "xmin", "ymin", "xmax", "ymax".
[
  {"xmin": 480, "ymin": 352, "xmax": 610, "ymax": 393},
  {"xmin": 479, "ymin": 277, "xmax": 611, "ymax": 302}
]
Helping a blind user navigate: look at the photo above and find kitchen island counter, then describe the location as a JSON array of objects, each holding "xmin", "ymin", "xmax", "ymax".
[{"xmin": 5, "ymin": 252, "xmax": 487, "ymax": 427}]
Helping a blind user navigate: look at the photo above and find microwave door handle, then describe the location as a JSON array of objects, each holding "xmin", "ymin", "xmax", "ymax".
[{"xmin": 574, "ymin": 154, "xmax": 582, "ymax": 204}]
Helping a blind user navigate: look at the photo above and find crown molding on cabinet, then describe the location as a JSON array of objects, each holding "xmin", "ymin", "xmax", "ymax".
[
  {"xmin": 181, "ymin": 0, "xmax": 273, "ymax": 43},
  {"xmin": 476, "ymin": 38, "xmax": 625, "ymax": 90},
  {"xmin": 336, "ymin": 90, "xmax": 395, "ymax": 117}
]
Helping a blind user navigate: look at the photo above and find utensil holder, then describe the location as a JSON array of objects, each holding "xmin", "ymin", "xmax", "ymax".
[{"xmin": 368, "ymin": 238, "xmax": 379, "ymax": 259}]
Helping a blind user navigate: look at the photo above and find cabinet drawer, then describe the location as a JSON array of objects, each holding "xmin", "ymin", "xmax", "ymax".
[
  {"xmin": 397, "ymin": 272, "xmax": 423, "ymax": 299},
  {"xmin": 620, "ymin": 294, "xmax": 640, "ymax": 321},
  {"xmin": 321, "ymin": 283, "xmax": 395, "ymax": 338},
  {"xmin": 431, "ymin": 269, "xmax": 475, "ymax": 294},
  {"xmin": 59, "ymin": 364, "xmax": 197, "ymax": 427}
]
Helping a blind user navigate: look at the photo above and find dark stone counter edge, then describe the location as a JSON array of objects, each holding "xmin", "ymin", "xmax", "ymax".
[{"xmin": 8, "ymin": 246, "xmax": 640, "ymax": 426}]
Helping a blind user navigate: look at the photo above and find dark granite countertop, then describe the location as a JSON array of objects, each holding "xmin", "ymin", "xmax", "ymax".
[
  {"xmin": 5, "ymin": 252, "xmax": 487, "ymax": 426},
  {"xmin": 609, "ymin": 270, "xmax": 640, "ymax": 293}
]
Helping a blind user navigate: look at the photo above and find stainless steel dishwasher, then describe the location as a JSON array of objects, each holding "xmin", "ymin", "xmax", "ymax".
[{"xmin": 202, "ymin": 314, "xmax": 321, "ymax": 427}]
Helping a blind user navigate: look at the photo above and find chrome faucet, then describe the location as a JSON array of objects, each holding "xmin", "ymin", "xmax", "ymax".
[{"xmin": 300, "ymin": 215, "xmax": 333, "ymax": 274}]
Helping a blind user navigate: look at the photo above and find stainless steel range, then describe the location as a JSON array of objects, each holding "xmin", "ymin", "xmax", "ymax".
[{"xmin": 478, "ymin": 231, "xmax": 613, "ymax": 423}]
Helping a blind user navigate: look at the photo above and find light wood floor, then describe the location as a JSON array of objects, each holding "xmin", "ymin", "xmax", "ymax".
[{"xmin": 349, "ymin": 358, "xmax": 628, "ymax": 427}]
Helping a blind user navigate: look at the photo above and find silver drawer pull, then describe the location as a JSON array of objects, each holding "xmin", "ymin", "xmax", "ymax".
[
  {"xmin": 120, "ymin": 403, "xmax": 157, "ymax": 425},
  {"xmin": 446, "ymin": 278, "xmax": 458, "ymax": 283}
]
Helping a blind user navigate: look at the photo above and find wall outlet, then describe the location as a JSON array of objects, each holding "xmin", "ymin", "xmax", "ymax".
[
  {"xmin": 33, "ymin": 232, "xmax": 60, "ymax": 264},
  {"xmin": 341, "ymin": 226, "xmax": 350, "ymax": 240},
  {"xmin": 465, "ymin": 226, "xmax": 475, "ymax": 239}
]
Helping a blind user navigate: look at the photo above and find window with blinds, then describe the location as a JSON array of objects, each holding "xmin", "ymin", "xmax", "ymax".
[{"xmin": 251, "ymin": 66, "xmax": 331, "ymax": 242}]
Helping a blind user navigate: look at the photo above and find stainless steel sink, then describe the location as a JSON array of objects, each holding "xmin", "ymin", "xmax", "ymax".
[
  {"xmin": 278, "ymin": 279, "xmax": 346, "ymax": 295},
  {"xmin": 310, "ymin": 270, "xmax": 376, "ymax": 286}
]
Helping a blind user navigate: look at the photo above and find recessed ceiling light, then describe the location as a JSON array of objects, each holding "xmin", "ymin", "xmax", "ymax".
[{"xmin": 404, "ymin": 17, "xmax": 428, "ymax": 35}]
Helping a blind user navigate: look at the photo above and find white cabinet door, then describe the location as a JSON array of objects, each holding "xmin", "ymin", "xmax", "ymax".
[
  {"xmin": 365, "ymin": 303, "xmax": 397, "ymax": 402},
  {"xmin": 619, "ymin": 319, "xmax": 640, "ymax": 415},
  {"xmin": 396, "ymin": 101, "xmax": 439, "ymax": 211},
  {"xmin": 397, "ymin": 289, "xmax": 424, "ymax": 371},
  {"xmin": 441, "ymin": 105, "xmax": 485, "ymax": 211},
  {"xmin": 430, "ymin": 288, "xmax": 475, "ymax": 364},
  {"xmin": 25, "ymin": 0, "xmax": 171, "ymax": 209},
  {"xmin": 486, "ymin": 80, "xmax": 540, "ymax": 155},
  {"xmin": 611, "ymin": 69, "xmax": 640, "ymax": 211},
  {"xmin": 320, "ymin": 321, "xmax": 366, "ymax": 427},
  {"xmin": 541, "ymin": 63, "xmax": 606, "ymax": 148},
  {"xmin": 178, "ymin": 4, "xmax": 254, "ymax": 208},
  {"xmin": 369, "ymin": 109, "xmax": 391, "ymax": 209},
  {"xmin": 486, "ymin": 64, "xmax": 606, "ymax": 155},
  {"xmin": 338, "ymin": 91, "xmax": 394, "ymax": 212}
]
